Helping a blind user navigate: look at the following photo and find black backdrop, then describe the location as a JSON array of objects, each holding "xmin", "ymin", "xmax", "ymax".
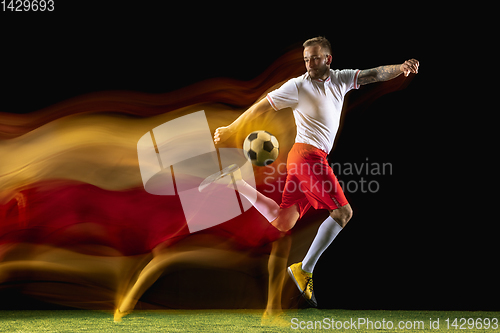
[{"xmin": 1, "ymin": 2, "xmax": 495, "ymax": 311}]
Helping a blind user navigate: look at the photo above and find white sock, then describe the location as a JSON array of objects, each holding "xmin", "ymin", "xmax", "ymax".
[
  {"xmin": 301, "ymin": 216, "xmax": 342, "ymax": 274},
  {"xmin": 234, "ymin": 179, "xmax": 279, "ymax": 223}
]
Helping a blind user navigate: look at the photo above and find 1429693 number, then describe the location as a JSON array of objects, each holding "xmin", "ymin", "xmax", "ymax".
[
  {"xmin": 445, "ymin": 318, "xmax": 498, "ymax": 330},
  {"xmin": 1, "ymin": 0, "xmax": 54, "ymax": 11}
]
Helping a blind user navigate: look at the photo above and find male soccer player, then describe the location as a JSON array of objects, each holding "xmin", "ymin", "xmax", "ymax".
[{"xmin": 214, "ymin": 36, "xmax": 419, "ymax": 307}]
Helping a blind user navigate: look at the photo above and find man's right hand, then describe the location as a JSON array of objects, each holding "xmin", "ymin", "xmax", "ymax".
[
  {"xmin": 213, "ymin": 97, "xmax": 273, "ymax": 145},
  {"xmin": 214, "ymin": 126, "xmax": 234, "ymax": 145}
]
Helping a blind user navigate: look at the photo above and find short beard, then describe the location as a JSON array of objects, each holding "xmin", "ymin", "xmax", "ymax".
[{"xmin": 308, "ymin": 66, "xmax": 329, "ymax": 80}]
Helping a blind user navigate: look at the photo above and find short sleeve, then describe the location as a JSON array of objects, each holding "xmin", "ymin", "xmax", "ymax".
[
  {"xmin": 266, "ymin": 79, "xmax": 299, "ymax": 111},
  {"xmin": 337, "ymin": 69, "xmax": 361, "ymax": 93}
]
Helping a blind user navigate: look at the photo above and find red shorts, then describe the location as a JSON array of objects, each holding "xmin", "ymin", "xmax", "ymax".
[{"xmin": 280, "ymin": 143, "xmax": 349, "ymax": 218}]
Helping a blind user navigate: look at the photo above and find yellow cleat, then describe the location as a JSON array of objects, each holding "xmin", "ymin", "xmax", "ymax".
[{"xmin": 287, "ymin": 262, "xmax": 317, "ymax": 307}]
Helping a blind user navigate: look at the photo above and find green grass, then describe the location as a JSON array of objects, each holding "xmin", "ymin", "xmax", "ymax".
[{"xmin": 0, "ymin": 309, "xmax": 499, "ymax": 332}]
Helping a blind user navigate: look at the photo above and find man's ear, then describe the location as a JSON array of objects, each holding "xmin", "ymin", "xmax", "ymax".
[{"xmin": 326, "ymin": 54, "xmax": 333, "ymax": 66}]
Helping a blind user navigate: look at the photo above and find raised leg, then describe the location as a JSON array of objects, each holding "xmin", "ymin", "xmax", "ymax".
[{"xmin": 235, "ymin": 179, "xmax": 280, "ymax": 223}]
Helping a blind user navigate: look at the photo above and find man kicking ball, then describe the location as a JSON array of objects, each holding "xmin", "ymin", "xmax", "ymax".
[{"xmin": 214, "ymin": 36, "xmax": 419, "ymax": 307}]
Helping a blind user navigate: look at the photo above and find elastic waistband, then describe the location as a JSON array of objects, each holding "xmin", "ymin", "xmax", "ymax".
[{"xmin": 292, "ymin": 142, "xmax": 328, "ymax": 156}]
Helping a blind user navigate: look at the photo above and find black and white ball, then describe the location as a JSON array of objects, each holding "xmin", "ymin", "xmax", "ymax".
[{"xmin": 243, "ymin": 130, "xmax": 279, "ymax": 166}]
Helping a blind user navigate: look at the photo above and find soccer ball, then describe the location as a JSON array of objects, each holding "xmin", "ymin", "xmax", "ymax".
[{"xmin": 243, "ymin": 130, "xmax": 279, "ymax": 166}]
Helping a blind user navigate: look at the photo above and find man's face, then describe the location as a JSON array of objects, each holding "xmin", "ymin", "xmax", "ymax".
[{"xmin": 303, "ymin": 45, "xmax": 332, "ymax": 80}]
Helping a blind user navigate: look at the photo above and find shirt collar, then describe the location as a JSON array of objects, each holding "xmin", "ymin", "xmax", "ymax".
[
  {"xmin": 306, "ymin": 71, "xmax": 331, "ymax": 83},
  {"xmin": 314, "ymin": 76, "xmax": 331, "ymax": 83}
]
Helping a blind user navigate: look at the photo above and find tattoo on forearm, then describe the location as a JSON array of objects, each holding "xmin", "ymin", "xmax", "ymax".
[{"xmin": 358, "ymin": 65, "xmax": 402, "ymax": 85}]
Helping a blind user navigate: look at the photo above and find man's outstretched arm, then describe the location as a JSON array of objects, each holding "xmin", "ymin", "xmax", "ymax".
[
  {"xmin": 357, "ymin": 59, "xmax": 419, "ymax": 85},
  {"xmin": 214, "ymin": 97, "xmax": 273, "ymax": 144}
]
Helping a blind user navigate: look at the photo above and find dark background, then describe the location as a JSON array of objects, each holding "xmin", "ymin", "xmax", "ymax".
[{"xmin": 1, "ymin": 3, "xmax": 495, "ymax": 311}]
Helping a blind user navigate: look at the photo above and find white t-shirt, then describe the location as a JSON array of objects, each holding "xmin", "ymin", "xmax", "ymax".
[{"xmin": 267, "ymin": 69, "xmax": 360, "ymax": 153}]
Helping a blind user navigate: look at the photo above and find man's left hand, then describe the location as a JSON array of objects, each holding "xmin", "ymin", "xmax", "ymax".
[{"xmin": 400, "ymin": 59, "xmax": 419, "ymax": 77}]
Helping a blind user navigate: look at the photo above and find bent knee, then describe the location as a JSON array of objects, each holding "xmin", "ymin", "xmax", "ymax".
[
  {"xmin": 271, "ymin": 206, "xmax": 300, "ymax": 232},
  {"xmin": 271, "ymin": 219, "xmax": 295, "ymax": 233},
  {"xmin": 330, "ymin": 204, "xmax": 353, "ymax": 228},
  {"xmin": 334, "ymin": 215, "xmax": 351, "ymax": 228}
]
